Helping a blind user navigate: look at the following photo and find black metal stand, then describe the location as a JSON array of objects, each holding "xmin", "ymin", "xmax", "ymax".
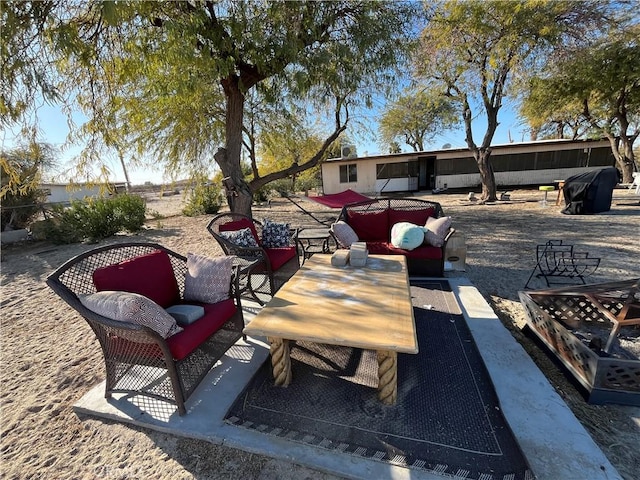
[{"xmin": 524, "ymin": 240, "xmax": 601, "ymax": 289}]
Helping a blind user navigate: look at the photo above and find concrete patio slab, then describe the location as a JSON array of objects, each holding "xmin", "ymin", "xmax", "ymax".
[{"xmin": 74, "ymin": 278, "xmax": 621, "ymax": 480}]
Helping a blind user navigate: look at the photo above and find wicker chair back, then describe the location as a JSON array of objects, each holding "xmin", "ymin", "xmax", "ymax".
[{"xmin": 46, "ymin": 242, "xmax": 244, "ymax": 415}]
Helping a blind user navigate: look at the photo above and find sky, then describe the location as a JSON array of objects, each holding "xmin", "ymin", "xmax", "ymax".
[{"xmin": 2, "ymin": 97, "xmax": 529, "ymax": 186}]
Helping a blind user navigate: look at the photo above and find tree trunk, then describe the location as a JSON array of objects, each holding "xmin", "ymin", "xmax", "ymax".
[
  {"xmin": 220, "ymin": 76, "xmax": 253, "ymax": 216},
  {"xmin": 215, "ymin": 79, "xmax": 346, "ymax": 216},
  {"xmin": 475, "ymin": 149, "xmax": 497, "ymax": 202},
  {"xmin": 117, "ymin": 149, "xmax": 131, "ymax": 193},
  {"xmin": 605, "ymin": 134, "xmax": 635, "ymax": 184},
  {"xmin": 461, "ymin": 94, "xmax": 498, "ymax": 203}
]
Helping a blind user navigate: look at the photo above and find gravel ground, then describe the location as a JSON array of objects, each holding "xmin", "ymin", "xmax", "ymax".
[{"xmin": 1, "ymin": 186, "xmax": 638, "ymax": 480}]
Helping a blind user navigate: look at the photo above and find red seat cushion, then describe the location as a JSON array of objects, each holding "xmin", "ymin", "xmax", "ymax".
[
  {"xmin": 346, "ymin": 210, "xmax": 389, "ymax": 242},
  {"xmin": 365, "ymin": 241, "xmax": 395, "ymax": 255},
  {"xmin": 219, "ymin": 218, "xmax": 260, "ymax": 245},
  {"xmin": 167, "ymin": 299, "xmax": 237, "ymax": 360},
  {"xmin": 389, "ymin": 244, "xmax": 443, "ymax": 259},
  {"xmin": 388, "ymin": 207, "xmax": 435, "ymax": 228},
  {"xmin": 264, "ymin": 246, "xmax": 297, "ymax": 271},
  {"xmin": 93, "ymin": 250, "xmax": 180, "ymax": 308}
]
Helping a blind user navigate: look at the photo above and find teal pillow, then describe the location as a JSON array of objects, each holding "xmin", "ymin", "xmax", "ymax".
[{"xmin": 390, "ymin": 222, "xmax": 425, "ymax": 251}]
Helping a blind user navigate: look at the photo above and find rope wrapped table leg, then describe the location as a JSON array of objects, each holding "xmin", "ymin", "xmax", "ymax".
[
  {"xmin": 269, "ymin": 337, "xmax": 292, "ymax": 386},
  {"xmin": 377, "ymin": 350, "xmax": 397, "ymax": 405}
]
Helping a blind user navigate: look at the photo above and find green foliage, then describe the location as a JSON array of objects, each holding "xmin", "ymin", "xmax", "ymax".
[
  {"xmin": 1, "ymin": 142, "xmax": 56, "ymax": 230},
  {"xmin": 519, "ymin": 81, "xmax": 588, "ymax": 140},
  {"xmin": 415, "ymin": 0, "xmax": 614, "ymax": 200},
  {"xmin": 7, "ymin": 1, "xmax": 418, "ymax": 214},
  {"xmin": 379, "ymin": 87, "xmax": 459, "ymax": 152},
  {"xmin": 110, "ymin": 193, "xmax": 147, "ymax": 232},
  {"xmin": 0, "ymin": 1, "xmax": 59, "ymax": 127},
  {"xmin": 0, "ymin": 186, "xmax": 46, "ymax": 231},
  {"xmin": 520, "ymin": 26, "xmax": 640, "ymax": 181},
  {"xmin": 295, "ymin": 171, "xmax": 321, "ymax": 193},
  {"xmin": 253, "ymin": 179, "xmax": 287, "ymax": 203},
  {"xmin": 256, "ymin": 109, "xmax": 326, "ymax": 195},
  {"xmin": 42, "ymin": 194, "xmax": 146, "ymax": 244},
  {"xmin": 38, "ymin": 208, "xmax": 83, "ymax": 244},
  {"xmin": 182, "ymin": 183, "xmax": 222, "ymax": 217},
  {"xmin": 523, "ymin": 37, "xmax": 640, "ymax": 126}
]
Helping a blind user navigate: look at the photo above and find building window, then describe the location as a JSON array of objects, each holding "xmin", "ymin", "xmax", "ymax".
[
  {"xmin": 376, "ymin": 161, "xmax": 419, "ymax": 179},
  {"xmin": 339, "ymin": 164, "xmax": 357, "ymax": 183}
]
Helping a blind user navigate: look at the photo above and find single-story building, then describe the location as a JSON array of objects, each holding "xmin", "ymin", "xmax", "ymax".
[
  {"xmin": 39, "ymin": 182, "xmax": 127, "ymax": 204},
  {"xmin": 321, "ymin": 138, "xmax": 615, "ymax": 195}
]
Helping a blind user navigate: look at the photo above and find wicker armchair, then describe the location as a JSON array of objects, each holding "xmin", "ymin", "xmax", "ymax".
[
  {"xmin": 207, "ymin": 213, "xmax": 300, "ymax": 304},
  {"xmin": 46, "ymin": 242, "xmax": 244, "ymax": 416}
]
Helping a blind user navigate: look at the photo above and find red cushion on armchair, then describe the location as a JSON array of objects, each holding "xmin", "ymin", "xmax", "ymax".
[
  {"xmin": 93, "ymin": 250, "xmax": 180, "ymax": 308},
  {"xmin": 167, "ymin": 299, "xmax": 237, "ymax": 360}
]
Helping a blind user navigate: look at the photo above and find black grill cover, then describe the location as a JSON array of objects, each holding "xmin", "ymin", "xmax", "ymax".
[{"xmin": 562, "ymin": 167, "xmax": 619, "ymax": 215}]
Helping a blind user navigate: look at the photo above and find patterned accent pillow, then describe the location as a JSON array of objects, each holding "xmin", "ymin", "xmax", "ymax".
[
  {"xmin": 423, "ymin": 216, "xmax": 452, "ymax": 247},
  {"xmin": 219, "ymin": 227, "xmax": 259, "ymax": 248},
  {"xmin": 80, "ymin": 291, "xmax": 182, "ymax": 338},
  {"xmin": 261, "ymin": 219, "xmax": 291, "ymax": 248},
  {"xmin": 183, "ymin": 253, "xmax": 235, "ymax": 304},
  {"xmin": 330, "ymin": 221, "xmax": 359, "ymax": 248}
]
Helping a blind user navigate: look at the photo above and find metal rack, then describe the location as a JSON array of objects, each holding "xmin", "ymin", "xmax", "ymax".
[{"xmin": 525, "ymin": 240, "xmax": 601, "ymax": 289}]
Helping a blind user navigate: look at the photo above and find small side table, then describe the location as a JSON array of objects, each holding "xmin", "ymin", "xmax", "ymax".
[
  {"xmin": 444, "ymin": 231, "xmax": 466, "ymax": 271},
  {"xmin": 539, "ymin": 185, "xmax": 555, "ymax": 207},
  {"xmin": 297, "ymin": 228, "xmax": 334, "ymax": 264},
  {"xmin": 233, "ymin": 256, "xmax": 269, "ymax": 304},
  {"xmin": 555, "ymin": 180, "xmax": 565, "ymax": 206}
]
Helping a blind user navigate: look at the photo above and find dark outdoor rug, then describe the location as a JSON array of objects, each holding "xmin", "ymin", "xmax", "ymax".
[{"xmin": 225, "ymin": 280, "xmax": 535, "ymax": 480}]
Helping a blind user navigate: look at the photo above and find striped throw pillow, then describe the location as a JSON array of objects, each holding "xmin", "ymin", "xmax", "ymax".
[{"xmin": 80, "ymin": 291, "xmax": 182, "ymax": 338}]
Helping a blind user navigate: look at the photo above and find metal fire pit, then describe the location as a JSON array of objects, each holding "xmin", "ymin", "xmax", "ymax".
[{"xmin": 519, "ymin": 279, "xmax": 640, "ymax": 406}]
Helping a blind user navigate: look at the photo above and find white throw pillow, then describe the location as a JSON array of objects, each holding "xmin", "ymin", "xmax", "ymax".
[
  {"xmin": 390, "ymin": 222, "xmax": 426, "ymax": 251},
  {"xmin": 80, "ymin": 291, "xmax": 182, "ymax": 338},
  {"xmin": 330, "ymin": 221, "xmax": 359, "ymax": 248},
  {"xmin": 183, "ymin": 253, "xmax": 235, "ymax": 304},
  {"xmin": 423, "ymin": 216, "xmax": 452, "ymax": 247}
]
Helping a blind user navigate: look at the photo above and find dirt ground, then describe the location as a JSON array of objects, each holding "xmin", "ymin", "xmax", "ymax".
[{"xmin": 1, "ymin": 187, "xmax": 639, "ymax": 479}]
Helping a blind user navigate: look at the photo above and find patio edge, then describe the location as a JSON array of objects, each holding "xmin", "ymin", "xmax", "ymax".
[{"xmin": 448, "ymin": 277, "xmax": 621, "ymax": 480}]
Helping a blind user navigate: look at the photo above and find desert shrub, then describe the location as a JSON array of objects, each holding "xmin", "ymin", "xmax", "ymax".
[
  {"xmin": 253, "ymin": 179, "xmax": 292, "ymax": 203},
  {"xmin": 0, "ymin": 187, "xmax": 46, "ymax": 231},
  {"xmin": 295, "ymin": 175, "xmax": 321, "ymax": 194},
  {"xmin": 182, "ymin": 183, "xmax": 222, "ymax": 217},
  {"xmin": 111, "ymin": 194, "xmax": 147, "ymax": 232},
  {"xmin": 1, "ymin": 144, "xmax": 52, "ymax": 230},
  {"xmin": 74, "ymin": 197, "xmax": 121, "ymax": 241},
  {"xmin": 37, "ymin": 208, "xmax": 83, "ymax": 244},
  {"xmin": 41, "ymin": 194, "xmax": 147, "ymax": 244}
]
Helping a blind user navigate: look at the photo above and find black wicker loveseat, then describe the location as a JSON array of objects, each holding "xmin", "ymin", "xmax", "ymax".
[
  {"xmin": 335, "ymin": 197, "xmax": 454, "ymax": 276},
  {"xmin": 46, "ymin": 242, "xmax": 244, "ymax": 415}
]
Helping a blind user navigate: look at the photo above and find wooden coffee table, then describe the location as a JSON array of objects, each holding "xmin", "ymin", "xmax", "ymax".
[{"xmin": 243, "ymin": 254, "xmax": 417, "ymax": 405}]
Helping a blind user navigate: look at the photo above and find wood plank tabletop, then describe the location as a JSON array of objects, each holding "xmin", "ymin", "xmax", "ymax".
[{"xmin": 243, "ymin": 254, "xmax": 418, "ymax": 354}]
